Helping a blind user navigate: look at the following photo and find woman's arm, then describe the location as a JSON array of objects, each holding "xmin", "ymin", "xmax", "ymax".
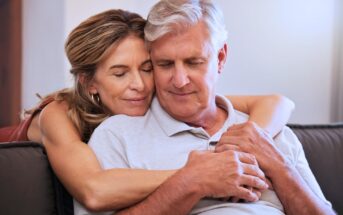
[
  {"xmin": 38, "ymin": 101, "xmax": 175, "ymax": 212},
  {"xmin": 227, "ymin": 94, "xmax": 295, "ymax": 136},
  {"xmin": 37, "ymin": 94, "xmax": 293, "ymax": 212}
]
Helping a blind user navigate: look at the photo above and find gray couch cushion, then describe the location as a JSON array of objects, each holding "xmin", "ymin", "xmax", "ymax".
[{"xmin": 289, "ymin": 124, "xmax": 343, "ymax": 214}]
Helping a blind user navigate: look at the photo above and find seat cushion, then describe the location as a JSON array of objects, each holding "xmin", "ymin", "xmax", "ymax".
[{"xmin": 289, "ymin": 124, "xmax": 343, "ymax": 214}]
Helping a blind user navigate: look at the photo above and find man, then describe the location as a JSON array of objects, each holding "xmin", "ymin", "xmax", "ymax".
[{"xmin": 77, "ymin": 0, "xmax": 334, "ymax": 214}]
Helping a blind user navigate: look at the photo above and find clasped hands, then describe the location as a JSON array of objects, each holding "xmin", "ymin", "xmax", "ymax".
[{"xmin": 183, "ymin": 121, "xmax": 286, "ymax": 203}]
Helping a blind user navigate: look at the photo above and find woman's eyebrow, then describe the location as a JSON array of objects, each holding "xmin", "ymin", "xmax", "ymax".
[{"xmin": 109, "ymin": 64, "xmax": 128, "ymax": 69}]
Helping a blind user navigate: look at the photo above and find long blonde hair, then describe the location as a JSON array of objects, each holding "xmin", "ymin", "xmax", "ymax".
[{"xmin": 27, "ymin": 9, "xmax": 146, "ymax": 142}]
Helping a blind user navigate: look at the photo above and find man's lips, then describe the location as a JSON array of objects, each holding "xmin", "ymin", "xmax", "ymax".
[{"xmin": 169, "ymin": 91, "xmax": 194, "ymax": 96}]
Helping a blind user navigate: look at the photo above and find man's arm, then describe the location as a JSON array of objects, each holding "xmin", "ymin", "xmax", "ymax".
[
  {"xmin": 116, "ymin": 150, "xmax": 269, "ymax": 215},
  {"xmin": 270, "ymin": 164, "xmax": 334, "ymax": 215},
  {"xmin": 216, "ymin": 122, "xmax": 335, "ymax": 215}
]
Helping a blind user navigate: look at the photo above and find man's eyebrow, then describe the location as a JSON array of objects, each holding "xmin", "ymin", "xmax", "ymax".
[
  {"xmin": 154, "ymin": 59, "xmax": 172, "ymax": 63},
  {"xmin": 186, "ymin": 56, "xmax": 206, "ymax": 61}
]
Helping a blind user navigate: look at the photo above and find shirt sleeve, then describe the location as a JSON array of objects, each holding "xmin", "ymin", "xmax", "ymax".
[{"xmin": 275, "ymin": 127, "xmax": 332, "ymax": 207}]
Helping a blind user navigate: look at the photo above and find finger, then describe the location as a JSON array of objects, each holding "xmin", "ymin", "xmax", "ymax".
[
  {"xmin": 252, "ymin": 188, "xmax": 262, "ymax": 199},
  {"xmin": 242, "ymin": 163, "xmax": 265, "ymax": 180},
  {"xmin": 240, "ymin": 175, "xmax": 268, "ymax": 191},
  {"xmin": 219, "ymin": 136, "xmax": 250, "ymax": 148},
  {"xmin": 231, "ymin": 196, "xmax": 240, "ymax": 203},
  {"xmin": 187, "ymin": 150, "xmax": 212, "ymax": 162},
  {"xmin": 244, "ymin": 188, "xmax": 262, "ymax": 203},
  {"xmin": 218, "ymin": 136, "xmax": 242, "ymax": 146},
  {"xmin": 232, "ymin": 186, "xmax": 259, "ymax": 202},
  {"xmin": 232, "ymin": 186, "xmax": 254, "ymax": 203},
  {"xmin": 223, "ymin": 128, "xmax": 247, "ymax": 137},
  {"xmin": 220, "ymin": 196, "xmax": 231, "ymax": 202},
  {"xmin": 265, "ymin": 178, "xmax": 274, "ymax": 190},
  {"xmin": 215, "ymin": 144, "xmax": 240, "ymax": 153},
  {"xmin": 237, "ymin": 152, "xmax": 258, "ymax": 165}
]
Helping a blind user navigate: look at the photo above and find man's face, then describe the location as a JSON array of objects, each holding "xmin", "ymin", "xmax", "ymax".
[{"xmin": 150, "ymin": 21, "xmax": 227, "ymax": 123}]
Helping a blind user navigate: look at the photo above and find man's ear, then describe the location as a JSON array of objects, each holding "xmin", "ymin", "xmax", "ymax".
[
  {"xmin": 79, "ymin": 74, "xmax": 97, "ymax": 95},
  {"xmin": 217, "ymin": 43, "xmax": 228, "ymax": 74}
]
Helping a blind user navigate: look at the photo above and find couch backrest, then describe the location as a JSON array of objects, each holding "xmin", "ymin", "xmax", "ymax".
[
  {"xmin": 0, "ymin": 142, "xmax": 73, "ymax": 215},
  {"xmin": 1, "ymin": 124, "xmax": 342, "ymax": 215},
  {"xmin": 289, "ymin": 124, "xmax": 343, "ymax": 214}
]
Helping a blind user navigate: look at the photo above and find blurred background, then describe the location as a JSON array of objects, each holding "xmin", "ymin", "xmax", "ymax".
[{"xmin": 1, "ymin": 0, "xmax": 342, "ymax": 126}]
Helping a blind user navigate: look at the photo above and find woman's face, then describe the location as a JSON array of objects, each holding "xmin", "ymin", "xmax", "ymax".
[{"xmin": 89, "ymin": 36, "xmax": 154, "ymax": 116}]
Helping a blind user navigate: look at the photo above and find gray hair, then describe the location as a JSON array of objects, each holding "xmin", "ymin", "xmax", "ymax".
[{"xmin": 145, "ymin": 0, "xmax": 228, "ymax": 51}]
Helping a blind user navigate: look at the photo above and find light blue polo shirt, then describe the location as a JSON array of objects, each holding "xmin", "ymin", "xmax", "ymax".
[{"xmin": 74, "ymin": 95, "xmax": 330, "ymax": 215}]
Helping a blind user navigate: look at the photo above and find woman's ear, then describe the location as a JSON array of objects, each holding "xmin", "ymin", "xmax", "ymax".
[
  {"xmin": 218, "ymin": 43, "xmax": 228, "ymax": 73},
  {"xmin": 79, "ymin": 74, "xmax": 97, "ymax": 94}
]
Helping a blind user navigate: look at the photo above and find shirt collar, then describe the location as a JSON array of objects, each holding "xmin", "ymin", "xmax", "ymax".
[{"xmin": 151, "ymin": 95, "xmax": 237, "ymax": 138}]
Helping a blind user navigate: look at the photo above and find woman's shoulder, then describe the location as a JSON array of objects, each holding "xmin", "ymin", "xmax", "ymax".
[
  {"xmin": 39, "ymin": 99, "xmax": 82, "ymax": 144},
  {"xmin": 39, "ymin": 100, "xmax": 71, "ymax": 126},
  {"xmin": 95, "ymin": 113, "xmax": 151, "ymax": 136},
  {"xmin": 41, "ymin": 100, "xmax": 69, "ymax": 114}
]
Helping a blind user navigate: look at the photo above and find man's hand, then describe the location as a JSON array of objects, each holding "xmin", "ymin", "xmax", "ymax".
[
  {"xmin": 215, "ymin": 121, "xmax": 336, "ymax": 215},
  {"xmin": 215, "ymin": 121, "xmax": 287, "ymax": 178},
  {"xmin": 181, "ymin": 150, "xmax": 268, "ymax": 202}
]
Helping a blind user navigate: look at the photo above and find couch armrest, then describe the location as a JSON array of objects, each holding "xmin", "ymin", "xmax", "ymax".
[{"xmin": 289, "ymin": 124, "xmax": 343, "ymax": 214}]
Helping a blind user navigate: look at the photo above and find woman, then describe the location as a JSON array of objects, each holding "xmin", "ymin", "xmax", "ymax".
[{"xmin": 0, "ymin": 9, "xmax": 294, "ymax": 211}]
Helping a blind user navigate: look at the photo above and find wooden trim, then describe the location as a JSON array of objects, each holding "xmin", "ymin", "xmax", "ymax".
[{"xmin": 0, "ymin": 0, "xmax": 22, "ymax": 126}]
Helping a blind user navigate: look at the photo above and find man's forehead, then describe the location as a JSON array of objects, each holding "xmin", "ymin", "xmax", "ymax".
[{"xmin": 150, "ymin": 23, "xmax": 211, "ymax": 58}]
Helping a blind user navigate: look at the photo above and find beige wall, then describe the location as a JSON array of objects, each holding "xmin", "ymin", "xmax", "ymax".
[
  {"xmin": 22, "ymin": 0, "xmax": 342, "ymax": 123},
  {"xmin": 22, "ymin": 0, "xmax": 66, "ymax": 109}
]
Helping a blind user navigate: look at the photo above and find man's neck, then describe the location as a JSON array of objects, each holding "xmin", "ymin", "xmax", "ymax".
[{"xmin": 186, "ymin": 104, "xmax": 228, "ymax": 137}]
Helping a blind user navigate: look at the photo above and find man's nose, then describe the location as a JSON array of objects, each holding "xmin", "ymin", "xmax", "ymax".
[
  {"xmin": 130, "ymin": 72, "xmax": 145, "ymax": 91},
  {"xmin": 172, "ymin": 64, "xmax": 190, "ymax": 88}
]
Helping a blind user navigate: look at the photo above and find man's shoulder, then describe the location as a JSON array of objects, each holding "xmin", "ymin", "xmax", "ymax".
[
  {"xmin": 273, "ymin": 125, "xmax": 304, "ymax": 165},
  {"xmin": 95, "ymin": 111, "xmax": 153, "ymax": 133},
  {"xmin": 275, "ymin": 126, "xmax": 299, "ymax": 143},
  {"xmin": 89, "ymin": 111, "xmax": 155, "ymax": 147}
]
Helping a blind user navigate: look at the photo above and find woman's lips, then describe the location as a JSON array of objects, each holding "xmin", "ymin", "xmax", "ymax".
[{"xmin": 124, "ymin": 97, "xmax": 147, "ymax": 105}]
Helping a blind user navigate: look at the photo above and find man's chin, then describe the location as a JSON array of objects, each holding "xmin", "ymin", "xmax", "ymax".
[{"xmin": 166, "ymin": 108, "xmax": 195, "ymax": 121}]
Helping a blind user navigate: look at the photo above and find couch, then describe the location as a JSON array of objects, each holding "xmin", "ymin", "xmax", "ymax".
[{"xmin": 0, "ymin": 124, "xmax": 342, "ymax": 215}]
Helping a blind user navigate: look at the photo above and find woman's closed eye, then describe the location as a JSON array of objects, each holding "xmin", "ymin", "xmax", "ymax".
[{"xmin": 112, "ymin": 70, "xmax": 127, "ymax": 77}]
